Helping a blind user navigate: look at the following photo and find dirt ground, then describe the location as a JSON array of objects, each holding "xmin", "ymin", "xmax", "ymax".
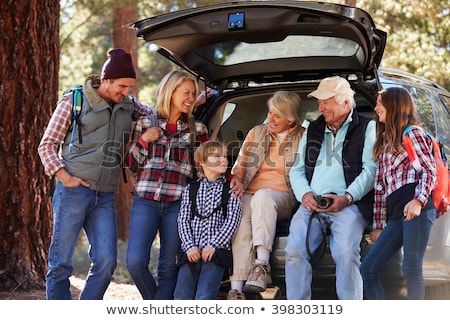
[
  {"xmin": 0, "ymin": 276, "xmax": 142, "ymax": 300},
  {"xmin": 0, "ymin": 276, "xmax": 235, "ymax": 300}
]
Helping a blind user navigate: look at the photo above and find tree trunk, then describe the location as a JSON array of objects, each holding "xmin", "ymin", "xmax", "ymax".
[
  {"xmin": 0, "ymin": 1, "xmax": 60, "ymax": 291},
  {"xmin": 112, "ymin": 0, "xmax": 139, "ymax": 241}
]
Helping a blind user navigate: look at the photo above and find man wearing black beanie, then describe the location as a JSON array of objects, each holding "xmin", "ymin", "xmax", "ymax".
[
  {"xmin": 101, "ymin": 48, "xmax": 136, "ymax": 80},
  {"xmin": 38, "ymin": 48, "xmax": 152, "ymax": 300}
]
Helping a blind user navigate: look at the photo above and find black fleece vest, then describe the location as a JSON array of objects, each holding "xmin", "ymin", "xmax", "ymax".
[{"xmin": 305, "ymin": 111, "xmax": 374, "ymax": 223}]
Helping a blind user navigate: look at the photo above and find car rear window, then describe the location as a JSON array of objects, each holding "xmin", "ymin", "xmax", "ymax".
[{"xmin": 194, "ymin": 35, "xmax": 363, "ymax": 66}]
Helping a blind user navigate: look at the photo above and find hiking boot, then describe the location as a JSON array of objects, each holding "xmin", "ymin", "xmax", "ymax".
[
  {"xmin": 227, "ymin": 289, "xmax": 246, "ymax": 300},
  {"xmin": 243, "ymin": 263, "xmax": 271, "ymax": 293}
]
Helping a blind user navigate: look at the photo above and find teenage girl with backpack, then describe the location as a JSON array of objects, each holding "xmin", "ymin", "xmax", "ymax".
[{"xmin": 360, "ymin": 87, "xmax": 437, "ymax": 299}]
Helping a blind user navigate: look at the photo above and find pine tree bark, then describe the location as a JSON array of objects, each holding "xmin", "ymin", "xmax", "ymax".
[
  {"xmin": 112, "ymin": 0, "xmax": 139, "ymax": 241},
  {"xmin": 0, "ymin": 1, "xmax": 60, "ymax": 291}
]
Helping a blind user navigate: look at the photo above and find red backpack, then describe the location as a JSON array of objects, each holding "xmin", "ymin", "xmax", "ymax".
[{"xmin": 403, "ymin": 125, "xmax": 450, "ymax": 217}]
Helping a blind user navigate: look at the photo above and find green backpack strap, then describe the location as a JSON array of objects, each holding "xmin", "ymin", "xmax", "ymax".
[{"xmin": 66, "ymin": 85, "xmax": 83, "ymax": 152}]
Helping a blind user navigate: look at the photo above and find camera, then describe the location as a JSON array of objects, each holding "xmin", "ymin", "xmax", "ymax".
[{"xmin": 314, "ymin": 195, "xmax": 334, "ymax": 209}]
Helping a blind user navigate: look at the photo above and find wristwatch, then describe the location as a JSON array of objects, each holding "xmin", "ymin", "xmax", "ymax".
[{"xmin": 345, "ymin": 192, "xmax": 354, "ymax": 205}]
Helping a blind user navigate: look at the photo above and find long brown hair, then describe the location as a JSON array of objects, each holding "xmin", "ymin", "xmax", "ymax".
[{"xmin": 373, "ymin": 87, "xmax": 420, "ymax": 159}]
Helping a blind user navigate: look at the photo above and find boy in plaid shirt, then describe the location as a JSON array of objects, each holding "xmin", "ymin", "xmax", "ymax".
[{"xmin": 174, "ymin": 140, "xmax": 242, "ymax": 300}]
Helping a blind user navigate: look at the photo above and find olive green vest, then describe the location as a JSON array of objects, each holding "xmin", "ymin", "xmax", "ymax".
[{"xmin": 61, "ymin": 76, "xmax": 135, "ymax": 192}]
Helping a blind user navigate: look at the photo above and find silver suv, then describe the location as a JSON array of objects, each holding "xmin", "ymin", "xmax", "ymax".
[{"xmin": 131, "ymin": 1, "xmax": 450, "ymax": 299}]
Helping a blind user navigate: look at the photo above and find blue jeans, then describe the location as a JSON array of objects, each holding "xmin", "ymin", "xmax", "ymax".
[
  {"xmin": 285, "ymin": 204, "xmax": 366, "ymax": 299},
  {"xmin": 360, "ymin": 208, "xmax": 436, "ymax": 299},
  {"xmin": 46, "ymin": 182, "xmax": 117, "ymax": 300},
  {"xmin": 174, "ymin": 261, "xmax": 225, "ymax": 300},
  {"xmin": 126, "ymin": 196, "xmax": 181, "ymax": 300}
]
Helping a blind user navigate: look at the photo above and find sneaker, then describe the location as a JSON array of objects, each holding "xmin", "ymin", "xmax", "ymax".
[
  {"xmin": 227, "ymin": 289, "xmax": 246, "ymax": 300},
  {"xmin": 243, "ymin": 263, "xmax": 271, "ymax": 293}
]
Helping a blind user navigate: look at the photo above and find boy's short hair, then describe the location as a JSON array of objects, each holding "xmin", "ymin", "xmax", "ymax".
[{"xmin": 194, "ymin": 140, "xmax": 227, "ymax": 174}]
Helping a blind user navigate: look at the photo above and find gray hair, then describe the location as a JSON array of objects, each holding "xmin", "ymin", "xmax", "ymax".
[
  {"xmin": 268, "ymin": 91, "xmax": 302, "ymax": 124},
  {"xmin": 335, "ymin": 93, "xmax": 356, "ymax": 109}
]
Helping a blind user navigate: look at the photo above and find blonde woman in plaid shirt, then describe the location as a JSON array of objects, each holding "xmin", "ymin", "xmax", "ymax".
[{"xmin": 125, "ymin": 70, "xmax": 209, "ymax": 300}]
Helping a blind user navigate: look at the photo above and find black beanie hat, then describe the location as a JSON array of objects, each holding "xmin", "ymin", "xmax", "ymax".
[{"xmin": 101, "ymin": 48, "xmax": 136, "ymax": 80}]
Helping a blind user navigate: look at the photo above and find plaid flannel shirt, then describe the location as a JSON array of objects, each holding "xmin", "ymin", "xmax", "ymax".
[
  {"xmin": 373, "ymin": 127, "xmax": 436, "ymax": 230},
  {"xmin": 126, "ymin": 113, "xmax": 208, "ymax": 202},
  {"xmin": 178, "ymin": 175, "xmax": 242, "ymax": 253}
]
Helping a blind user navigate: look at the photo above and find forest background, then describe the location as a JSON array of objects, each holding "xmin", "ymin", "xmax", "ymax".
[{"xmin": 0, "ymin": 0, "xmax": 449, "ymax": 296}]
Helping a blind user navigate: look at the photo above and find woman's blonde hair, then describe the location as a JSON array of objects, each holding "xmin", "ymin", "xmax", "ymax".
[
  {"xmin": 155, "ymin": 70, "xmax": 199, "ymax": 119},
  {"xmin": 194, "ymin": 140, "xmax": 227, "ymax": 175},
  {"xmin": 268, "ymin": 91, "xmax": 302, "ymax": 125}
]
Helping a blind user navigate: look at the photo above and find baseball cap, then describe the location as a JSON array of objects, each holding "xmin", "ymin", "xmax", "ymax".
[{"xmin": 307, "ymin": 76, "xmax": 354, "ymax": 99}]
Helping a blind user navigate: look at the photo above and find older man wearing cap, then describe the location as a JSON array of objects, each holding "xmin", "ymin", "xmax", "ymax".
[
  {"xmin": 38, "ymin": 48, "xmax": 154, "ymax": 300},
  {"xmin": 285, "ymin": 76, "xmax": 377, "ymax": 300}
]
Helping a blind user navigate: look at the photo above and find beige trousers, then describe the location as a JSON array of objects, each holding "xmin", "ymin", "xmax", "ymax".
[{"xmin": 229, "ymin": 189, "xmax": 292, "ymax": 281}]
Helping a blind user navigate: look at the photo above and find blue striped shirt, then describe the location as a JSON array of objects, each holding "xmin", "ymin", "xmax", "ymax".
[{"xmin": 178, "ymin": 175, "xmax": 242, "ymax": 253}]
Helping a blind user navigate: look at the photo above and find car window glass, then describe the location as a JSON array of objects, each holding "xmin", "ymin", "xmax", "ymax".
[
  {"xmin": 435, "ymin": 94, "xmax": 450, "ymax": 155},
  {"xmin": 401, "ymin": 85, "xmax": 436, "ymax": 135},
  {"xmin": 400, "ymin": 85, "xmax": 450, "ymax": 155},
  {"xmin": 221, "ymin": 103, "xmax": 236, "ymax": 125},
  {"xmin": 194, "ymin": 36, "xmax": 362, "ymax": 66}
]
